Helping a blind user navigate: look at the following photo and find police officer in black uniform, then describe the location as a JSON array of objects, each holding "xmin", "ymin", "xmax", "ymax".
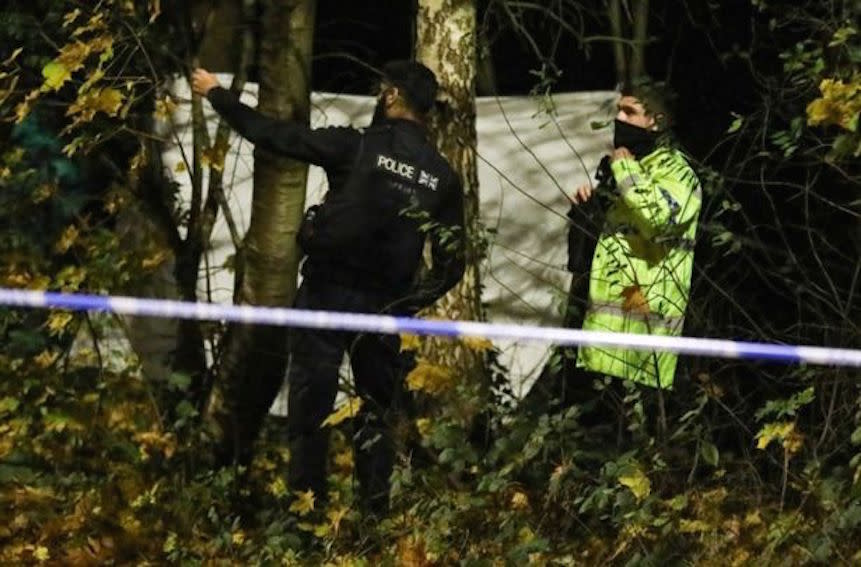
[{"xmin": 192, "ymin": 61, "xmax": 465, "ymax": 515}]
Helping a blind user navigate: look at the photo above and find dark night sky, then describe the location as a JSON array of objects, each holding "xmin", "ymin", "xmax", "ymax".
[{"xmin": 310, "ymin": 0, "xmax": 759, "ymax": 159}]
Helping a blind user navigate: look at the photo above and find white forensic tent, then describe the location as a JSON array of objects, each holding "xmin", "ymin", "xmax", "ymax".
[{"xmin": 162, "ymin": 78, "xmax": 616, "ymax": 410}]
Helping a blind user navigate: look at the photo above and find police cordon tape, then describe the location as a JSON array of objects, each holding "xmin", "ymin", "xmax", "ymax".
[{"xmin": 2, "ymin": 287, "xmax": 861, "ymax": 367}]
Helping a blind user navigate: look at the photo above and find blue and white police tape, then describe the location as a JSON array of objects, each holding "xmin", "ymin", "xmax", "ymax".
[{"xmin": 2, "ymin": 287, "xmax": 860, "ymax": 367}]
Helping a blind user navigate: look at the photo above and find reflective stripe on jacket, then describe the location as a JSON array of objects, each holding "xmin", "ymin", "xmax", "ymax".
[{"xmin": 577, "ymin": 145, "xmax": 701, "ymax": 389}]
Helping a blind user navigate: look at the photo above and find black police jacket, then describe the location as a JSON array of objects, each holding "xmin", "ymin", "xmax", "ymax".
[{"xmin": 207, "ymin": 87, "xmax": 466, "ymax": 313}]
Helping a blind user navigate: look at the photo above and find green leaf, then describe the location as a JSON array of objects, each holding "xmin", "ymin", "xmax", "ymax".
[
  {"xmin": 829, "ymin": 26, "xmax": 857, "ymax": 47},
  {"xmin": 618, "ymin": 466, "xmax": 651, "ymax": 501},
  {"xmin": 168, "ymin": 372, "xmax": 191, "ymax": 391},
  {"xmin": 700, "ymin": 441, "xmax": 719, "ymax": 467},
  {"xmin": 755, "ymin": 387, "xmax": 815, "ymax": 421},
  {"xmin": 727, "ymin": 113, "xmax": 744, "ymax": 133},
  {"xmin": 0, "ymin": 397, "xmax": 20, "ymax": 414}
]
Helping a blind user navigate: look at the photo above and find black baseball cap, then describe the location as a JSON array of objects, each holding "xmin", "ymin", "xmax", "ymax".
[{"xmin": 380, "ymin": 60, "xmax": 439, "ymax": 115}]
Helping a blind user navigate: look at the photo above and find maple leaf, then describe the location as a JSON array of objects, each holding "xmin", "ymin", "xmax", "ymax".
[
  {"xmin": 406, "ymin": 360, "xmax": 455, "ymax": 395},
  {"xmin": 321, "ymin": 397, "xmax": 363, "ymax": 427},
  {"xmin": 289, "ymin": 489, "xmax": 315, "ymax": 515},
  {"xmin": 400, "ymin": 333, "xmax": 421, "ymax": 351},
  {"xmin": 67, "ymin": 88, "xmax": 125, "ymax": 122},
  {"xmin": 46, "ymin": 311, "xmax": 74, "ymax": 336},
  {"xmin": 201, "ymin": 140, "xmax": 229, "ymax": 172},
  {"xmin": 621, "ymin": 285, "xmax": 651, "ymax": 315},
  {"xmin": 756, "ymin": 421, "xmax": 804, "ymax": 455}
]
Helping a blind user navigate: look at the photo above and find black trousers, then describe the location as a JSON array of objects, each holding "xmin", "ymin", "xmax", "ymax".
[{"xmin": 286, "ymin": 279, "xmax": 405, "ymax": 516}]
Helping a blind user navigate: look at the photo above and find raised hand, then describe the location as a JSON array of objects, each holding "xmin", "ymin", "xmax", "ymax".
[{"xmin": 191, "ymin": 68, "xmax": 220, "ymax": 97}]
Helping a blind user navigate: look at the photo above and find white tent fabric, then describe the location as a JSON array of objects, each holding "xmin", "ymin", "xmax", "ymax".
[{"xmin": 163, "ymin": 77, "xmax": 616, "ymax": 410}]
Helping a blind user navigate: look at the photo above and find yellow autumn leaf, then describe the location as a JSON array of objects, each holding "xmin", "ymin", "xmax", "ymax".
[
  {"xmin": 63, "ymin": 8, "xmax": 82, "ymax": 28},
  {"xmin": 621, "ymin": 285, "xmax": 651, "ymax": 315},
  {"xmin": 397, "ymin": 535, "xmax": 429, "ymax": 567},
  {"xmin": 142, "ymin": 249, "xmax": 169, "ymax": 270},
  {"xmin": 46, "ymin": 311, "xmax": 74, "ymax": 336},
  {"xmin": 94, "ymin": 87, "xmax": 124, "ymax": 115},
  {"xmin": 174, "ymin": 161, "xmax": 187, "ymax": 173},
  {"xmin": 133, "ymin": 431, "xmax": 177, "ymax": 459},
  {"xmin": 3, "ymin": 47, "xmax": 23, "ymax": 66},
  {"xmin": 42, "ymin": 61, "xmax": 71, "ymax": 91},
  {"xmin": 406, "ymin": 360, "xmax": 455, "ymax": 395},
  {"xmin": 618, "ymin": 466, "xmax": 651, "ymax": 501},
  {"xmin": 34, "ymin": 350, "xmax": 59, "ymax": 369},
  {"xmin": 327, "ymin": 506, "xmax": 349, "ymax": 534},
  {"xmin": 806, "ymin": 77, "xmax": 861, "ymax": 131},
  {"xmin": 15, "ymin": 89, "xmax": 40, "ymax": 123},
  {"xmin": 289, "ymin": 489, "xmax": 315, "ymax": 516},
  {"xmin": 79, "ymin": 68, "xmax": 105, "ymax": 95},
  {"xmin": 33, "ymin": 546, "xmax": 50, "ymax": 562},
  {"xmin": 400, "ymin": 333, "xmax": 421, "ymax": 351},
  {"xmin": 267, "ymin": 477, "xmax": 287, "ymax": 498},
  {"xmin": 55, "ymin": 224, "xmax": 79, "ymax": 253},
  {"xmin": 72, "ymin": 15, "xmax": 108, "ymax": 37},
  {"xmin": 783, "ymin": 427, "xmax": 805, "ymax": 454},
  {"xmin": 755, "ymin": 421, "xmax": 796, "ymax": 451},
  {"xmin": 231, "ymin": 530, "xmax": 246, "ymax": 546},
  {"xmin": 743, "ymin": 510, "xmax": 763, "ymax": 527},
  {"xmin": 55, "ymin": 265, "xmax": 87, "ymax": 291},
  {"xmin": 321, "ymin": 397, "xmax": 363, "ymax": 427},
  {"xmin": 462, "ymin": 336, "xmax": 494, "ymax": 352},
  {"xmin": 333, "ymin": 450, "xmax": 353, "ymax": 471},
  {"xmin": 30, "ymin": 275, "xmax": 52, "ymax": 290},
  {"xmin": 201, "ymin": 141, "xmax": 228, "ymax": 172},
  {"xmin": 4, "ymin": 271, "xmax": 30, "ymax": 287},
  {"xmin": 154, "ymin": 95, "xmax": 177, "ymax": 121},
  {"xmin": 67, "ymin": 87, "xmax": 125, "ymax": 121},
  {"xmin": 679, "ymin": 519, "xmax": 711, "ymax": 533},
  {"xmin": 415, "ymin": 417, "xmax": 432, "ymax": 437},
  {"xmin": 510, "ymin": 491, "xmax": 530, "ymax": 510},
  {"xmin": 32, "ymin": 183, "xmax": 56, "ymax": 204}
]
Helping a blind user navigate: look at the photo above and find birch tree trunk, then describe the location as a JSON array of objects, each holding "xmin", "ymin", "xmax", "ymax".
[
  {"xmin": 416, "ymin": 0, "xmax": 485, "ymax": 382},
  {"xmin": 204, "ymin": 0, "xmax": 316, "ymax": 465}
]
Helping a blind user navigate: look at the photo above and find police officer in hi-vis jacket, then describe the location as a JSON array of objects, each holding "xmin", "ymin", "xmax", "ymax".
[
  {"xmin": 192, "ymin": 61, "xmax": 465, "ymax": 516},
  {"xmin": 525, "ymin": 81, "xmax": 701, "ymax": 429}
]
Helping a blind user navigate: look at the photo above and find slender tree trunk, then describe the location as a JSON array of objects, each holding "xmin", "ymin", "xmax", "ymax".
[
  {"xmin": 630, "ymin": 0, "xmax": 649, "ymax": 79},
  {"xmin": 607, "ymin": 0, "xmax": 649, "ymax": 84},
  {"xmin": 416, "ymin": 0, "xmax": 485, "ymax": 381},
  {"xmin": 607, "ymin": 0, "xmax": 628, "ymax": 85},
  {"xmin": 204, "ymin": 0, "xmax": 316, "ymax": 465}
]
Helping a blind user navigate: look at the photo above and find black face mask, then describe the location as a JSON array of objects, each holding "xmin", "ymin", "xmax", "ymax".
[{"xmin": 613, "ymin": 118, "xmax": 659, "ymax": 158}]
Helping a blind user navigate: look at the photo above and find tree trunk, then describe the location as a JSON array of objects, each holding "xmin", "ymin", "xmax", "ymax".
[
  {"xmin": 204, "ymin": 0, "xmax": 316, "ymax": 465},
  {"xmin": 630, "ymin": 0, "xmax": 649, "ymax": 80},
  {"xmin": 416, "ymin": 0, "xmax": 485, "ymax": 381},
  {"xmin": 607, "ymin": 0, "xmax": 628, "ymax": 85},
  {"xmin": 607, "ymin": 0, "xmax": 649, "ymax": 84}
]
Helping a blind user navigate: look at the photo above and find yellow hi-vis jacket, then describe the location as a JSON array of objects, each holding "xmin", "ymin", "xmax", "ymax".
[{"xmin": 577, "ymin": 145, "xmax": 701, "ymax": 389}]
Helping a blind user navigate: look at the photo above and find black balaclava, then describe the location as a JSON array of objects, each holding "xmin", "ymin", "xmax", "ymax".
[{"xmin": 613, "ymin": 118, "xmax": 660, "ymax": 158}]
